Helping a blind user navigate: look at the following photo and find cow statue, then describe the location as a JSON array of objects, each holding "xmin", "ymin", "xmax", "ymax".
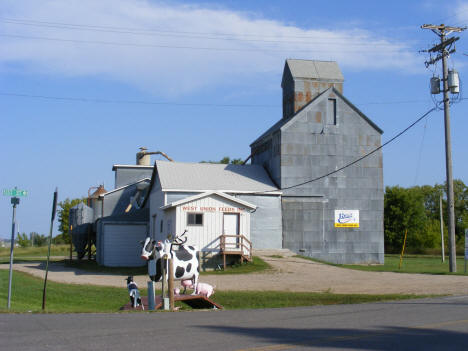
[{"xmin": 141, "ymin": 231, "xmax": 199, "ymax": 295}]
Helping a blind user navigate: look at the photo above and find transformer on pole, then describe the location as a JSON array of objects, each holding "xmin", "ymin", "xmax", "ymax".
[{"xmin": 421, "ymin": 24, "xmax": 466, "ymax": 272}]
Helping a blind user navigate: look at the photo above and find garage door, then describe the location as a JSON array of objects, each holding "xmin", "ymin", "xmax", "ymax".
[{"xmin": 102, "ymin": 224, "xmax": 148, "ymax": 267}]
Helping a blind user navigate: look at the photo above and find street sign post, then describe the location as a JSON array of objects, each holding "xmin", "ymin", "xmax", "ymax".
[
  {"xmin": 4, "ymin": 186, "xmax": 27, "ymax": 309},
  {"xmin": 465, "ymin": 229, "xmax": 468, "ymax": 274},
  {"xmin": 3, "ymin": 188, "xmax": 28, "ymax": 197}
]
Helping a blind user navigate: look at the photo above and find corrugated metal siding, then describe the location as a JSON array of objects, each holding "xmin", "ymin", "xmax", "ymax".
[
  {"xmin": 252, "ymin": 87, "xmax": 384, "ymax": 264},
  {"xmin": 101, "ymin": 223, "xmax": 147, "ymax": 267},
  {"xmin": 237, "ymin": 194, "xmax": 282, "ymax": 249},
  {"xmin": 114, "ymin": 167, "xmax": 153, "ymax": 188},
  {"xmin": 286, "ymin": 59, "xmax": 344, "ymax": 81}
]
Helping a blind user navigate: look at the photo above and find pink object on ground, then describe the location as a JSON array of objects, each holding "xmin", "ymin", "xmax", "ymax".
[
  {"xmin": 195, "ymin": 282, "xmax": 215, "ymax": 298},
  {"xmin": 181, "ymin": 279, "xmax": 194, "ymax": 294}
]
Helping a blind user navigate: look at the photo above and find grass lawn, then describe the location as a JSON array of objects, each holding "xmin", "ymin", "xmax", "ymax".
[
  {"xmin": 0, "ymin": 269, "xmax": 130, "ymax": 312},
  {"xmin": 0, "ymin": 270, "xmax": 427, "ymax": 313},
  {"xmin": 202, "ymin": 256, "xmax": 271, "ymax": 275},
  {"xmin": 0, "ymin": 245, "xmax": 69, "ymax": 264},
  {"xmin": 296, "ymin": 254, "xmax": 468, "ymax": 275}
]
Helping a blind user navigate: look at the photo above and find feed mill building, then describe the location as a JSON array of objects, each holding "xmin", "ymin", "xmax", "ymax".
[{"xmin": 70, "ymin": 59, "xmax": 384, "ymax": 267}]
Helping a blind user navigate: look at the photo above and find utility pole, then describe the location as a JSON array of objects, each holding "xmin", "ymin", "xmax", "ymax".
[{"xmin": 421, "ymin": 24, "xmax": 466, "ymax": 272}]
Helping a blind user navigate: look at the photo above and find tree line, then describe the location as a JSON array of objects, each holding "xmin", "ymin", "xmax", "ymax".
[{"xmin": 384, "ymin": 179, "xmax": 467, "ymax": 253}]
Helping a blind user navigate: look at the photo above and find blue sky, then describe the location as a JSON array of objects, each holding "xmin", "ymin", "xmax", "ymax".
[{"xmin": 1, "ymin": 0, "xmax": 468, "ymax": 238}]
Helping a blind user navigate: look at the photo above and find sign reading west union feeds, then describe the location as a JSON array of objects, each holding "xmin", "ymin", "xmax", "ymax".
[{"xmin": 335, "ymin": 210, "xmax": 359, "ymax": 228}]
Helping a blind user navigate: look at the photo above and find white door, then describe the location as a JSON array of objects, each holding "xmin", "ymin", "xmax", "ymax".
[{"xmin": 223, "ymin": 213, "xmax": 239, "ymax": 250}]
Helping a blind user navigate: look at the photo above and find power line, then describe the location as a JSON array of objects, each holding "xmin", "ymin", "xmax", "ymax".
[
  {"xmin": 0, "ymin": 33, "xmax": 408, "ymax": 54},
  {"xmin": 252, "ymin": 106, "xmax": 437, "ymax": 194},
  {"xmin": 0, "ymin": 17, "xmax": 425, "ymax": 46},
  {"xmin": 0, "ymin": 91, "xmax": 436, "ymax": 107},
  {"xmin": 0, "ymin": 92, "xmax": 276, "ymax": 108}
]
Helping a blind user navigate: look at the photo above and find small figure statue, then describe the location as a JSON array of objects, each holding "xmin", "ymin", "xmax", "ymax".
[{"xmin": 126, "ymin": 276, "xmax": 144, "ymax": 309}]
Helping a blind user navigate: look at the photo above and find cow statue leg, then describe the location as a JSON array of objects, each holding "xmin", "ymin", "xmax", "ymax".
[{"xmin": 191, "ymin": 272, "xmax": 199, "ymax": 295}]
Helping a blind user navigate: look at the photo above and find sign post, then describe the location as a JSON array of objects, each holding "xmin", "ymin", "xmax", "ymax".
[
  {"xmin": 42, "ymin": 188, "xmax": 58, "ymax": 310},
  {"xmin": 464, "ymin": 229, "xmax": 468, "ymax": 274},
  {"xmin": 3, "ymin": 187, "xmax": 27, "ymax": 309}
]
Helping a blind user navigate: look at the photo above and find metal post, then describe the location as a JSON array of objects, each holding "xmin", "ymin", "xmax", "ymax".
[
  {"xmin": 7, "ymin": 197, "xmax": 19, "ymax": 309},
  {"xmin": 42, "ymin": 188, "xmax": 58, "ymax": 310},
  {"xmin": 161, "ymin": 254, "xmax": 168, "ymax": 310},
  {"xmin": 147, "ymin": 281, "xmax": 155, "ymax": 310},
  {"xmin": 69, "ymin": 225, "xmax": 73, "ymax": 262},
  {"xmin": 168, "ymin": 258, "xmax": 174, "ymax": 311},
  {"xmin": 441, "ymin": 36, "xmax": 457, "ymax": 272},
  {"xmin": 439, "ymin": 195, "xmax": 445, "ymax": 262}
]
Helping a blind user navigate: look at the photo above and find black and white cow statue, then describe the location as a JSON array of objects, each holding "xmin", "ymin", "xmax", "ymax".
[{"xmin": 141, "ymin": 236, "xmax": 199, "ymax": 295}]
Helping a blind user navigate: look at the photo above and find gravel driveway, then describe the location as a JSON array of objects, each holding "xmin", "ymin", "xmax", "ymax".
[{"xmin": 2, "ymin": 250, "xmax": 467, "ymax": 295}]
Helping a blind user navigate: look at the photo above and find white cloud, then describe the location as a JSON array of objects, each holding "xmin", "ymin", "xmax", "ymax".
[{"xmin": 0, "ymin": 0, "xmax": 421, "ymax": 97}]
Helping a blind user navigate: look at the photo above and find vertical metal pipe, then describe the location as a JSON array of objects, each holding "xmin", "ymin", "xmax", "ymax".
[
  {"xmin": 147, "ymin": 281, "xmax": 155, "ymax": 310},
  {"xmin": 7, "ymin": 200, "xmax": 17, "ymax": 309},
  {"xmin": 441, "ymin": 33, "xmax": 457, "ymax": 272}
]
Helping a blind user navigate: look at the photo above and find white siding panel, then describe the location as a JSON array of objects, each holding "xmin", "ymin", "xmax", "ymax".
[
  {"xmin": 102, "ymin": 224, "xmax": 147, "ymax": 267},
  {"xmin": 169, "ymin": 194, "xmax": 251, "ymax": 253}
]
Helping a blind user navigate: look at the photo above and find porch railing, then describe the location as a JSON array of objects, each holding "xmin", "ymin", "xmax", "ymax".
[{"xmin": 219, "ymin": 234, "xmax": 252, "ymax": 269}]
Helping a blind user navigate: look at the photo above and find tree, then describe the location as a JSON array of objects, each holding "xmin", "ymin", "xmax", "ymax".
[
  {"xmin": 30, "ymin": 232, "xmax": 48, "ymax": 247},
  {"xmin": 16, "ymin": 232, "xmax": 31, "ymax": 247},
  {"xmin": 56, "ymin": 197, "xmax": 87, "ymax": 244},
  {"xmin": 200, "ymin": 156, "xmax": 244, "ymax": 164},
  {"xmin": 452, "ymin": 179, "xmax": 468, "ymax": 242},
  {"xmin": 384, "ymin": 186, "xmax": 434, "ymax": 253}
]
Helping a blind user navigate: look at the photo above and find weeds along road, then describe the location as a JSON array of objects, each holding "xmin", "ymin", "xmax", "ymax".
[{"xmin": 1, "ymin": 296, "xmax": 467, "ymax": 351}]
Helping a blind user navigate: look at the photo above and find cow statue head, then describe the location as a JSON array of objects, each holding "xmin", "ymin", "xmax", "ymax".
[
  {"xmin": 141, "ymin": 237, "xmax": 172, "ymax": 261},
  {"xmin": 141, "ymin": 237, "xmax": 157, "ymax": 261}
]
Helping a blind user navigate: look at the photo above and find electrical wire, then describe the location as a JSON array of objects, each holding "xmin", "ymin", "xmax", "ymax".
[
  {"xmin": 249, "ymin": 106, "xmax": 437, "ymax": 194},
  {"xmin": 0, "ymin": 92, "xmax": 277, "ymax": 108},
  {"xmin": 0, "ymin": 17, "xmax": 425, "ymax": 46},
  {"xmin": 0, "ymin": 91, "xmax": 434, "ymax": 108},
  {"xmin": 0, "ymin": 33, "xmax": 407, "ymax": 53}
]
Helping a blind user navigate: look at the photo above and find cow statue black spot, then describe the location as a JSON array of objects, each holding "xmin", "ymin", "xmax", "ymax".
[{"xmin": 141, "ymin": 236, "xmax": 199, "ymax": 295}]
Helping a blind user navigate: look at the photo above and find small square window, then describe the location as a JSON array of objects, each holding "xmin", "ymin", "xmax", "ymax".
[{"xmin": 187, "ymin": 213, "xmax": 203, "ymax": 226}]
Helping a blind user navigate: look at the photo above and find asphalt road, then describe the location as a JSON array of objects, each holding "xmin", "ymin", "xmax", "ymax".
[{"xmin": 1, "ymin": 296, "xmax": 467, "ymax": 350}]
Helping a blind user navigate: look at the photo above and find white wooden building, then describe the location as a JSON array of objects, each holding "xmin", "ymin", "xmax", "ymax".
[
  {"xmin": 146, "ymin": 161, "xmax": 282, "ymax": 268},
  {"xmin": 160, "ymin": 191, "xmax": 256, "ymax": 253}
]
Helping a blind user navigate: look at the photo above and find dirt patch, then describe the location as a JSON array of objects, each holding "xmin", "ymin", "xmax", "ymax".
[{"xmin": 2, "ymin": 251, "xmax": 467, "ymax": 295}]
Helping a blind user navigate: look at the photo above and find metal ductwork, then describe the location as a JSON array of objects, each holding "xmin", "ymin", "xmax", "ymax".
[{"xmin": 136, "ymin": 147, "xmax": 174, "ymax": 165}]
